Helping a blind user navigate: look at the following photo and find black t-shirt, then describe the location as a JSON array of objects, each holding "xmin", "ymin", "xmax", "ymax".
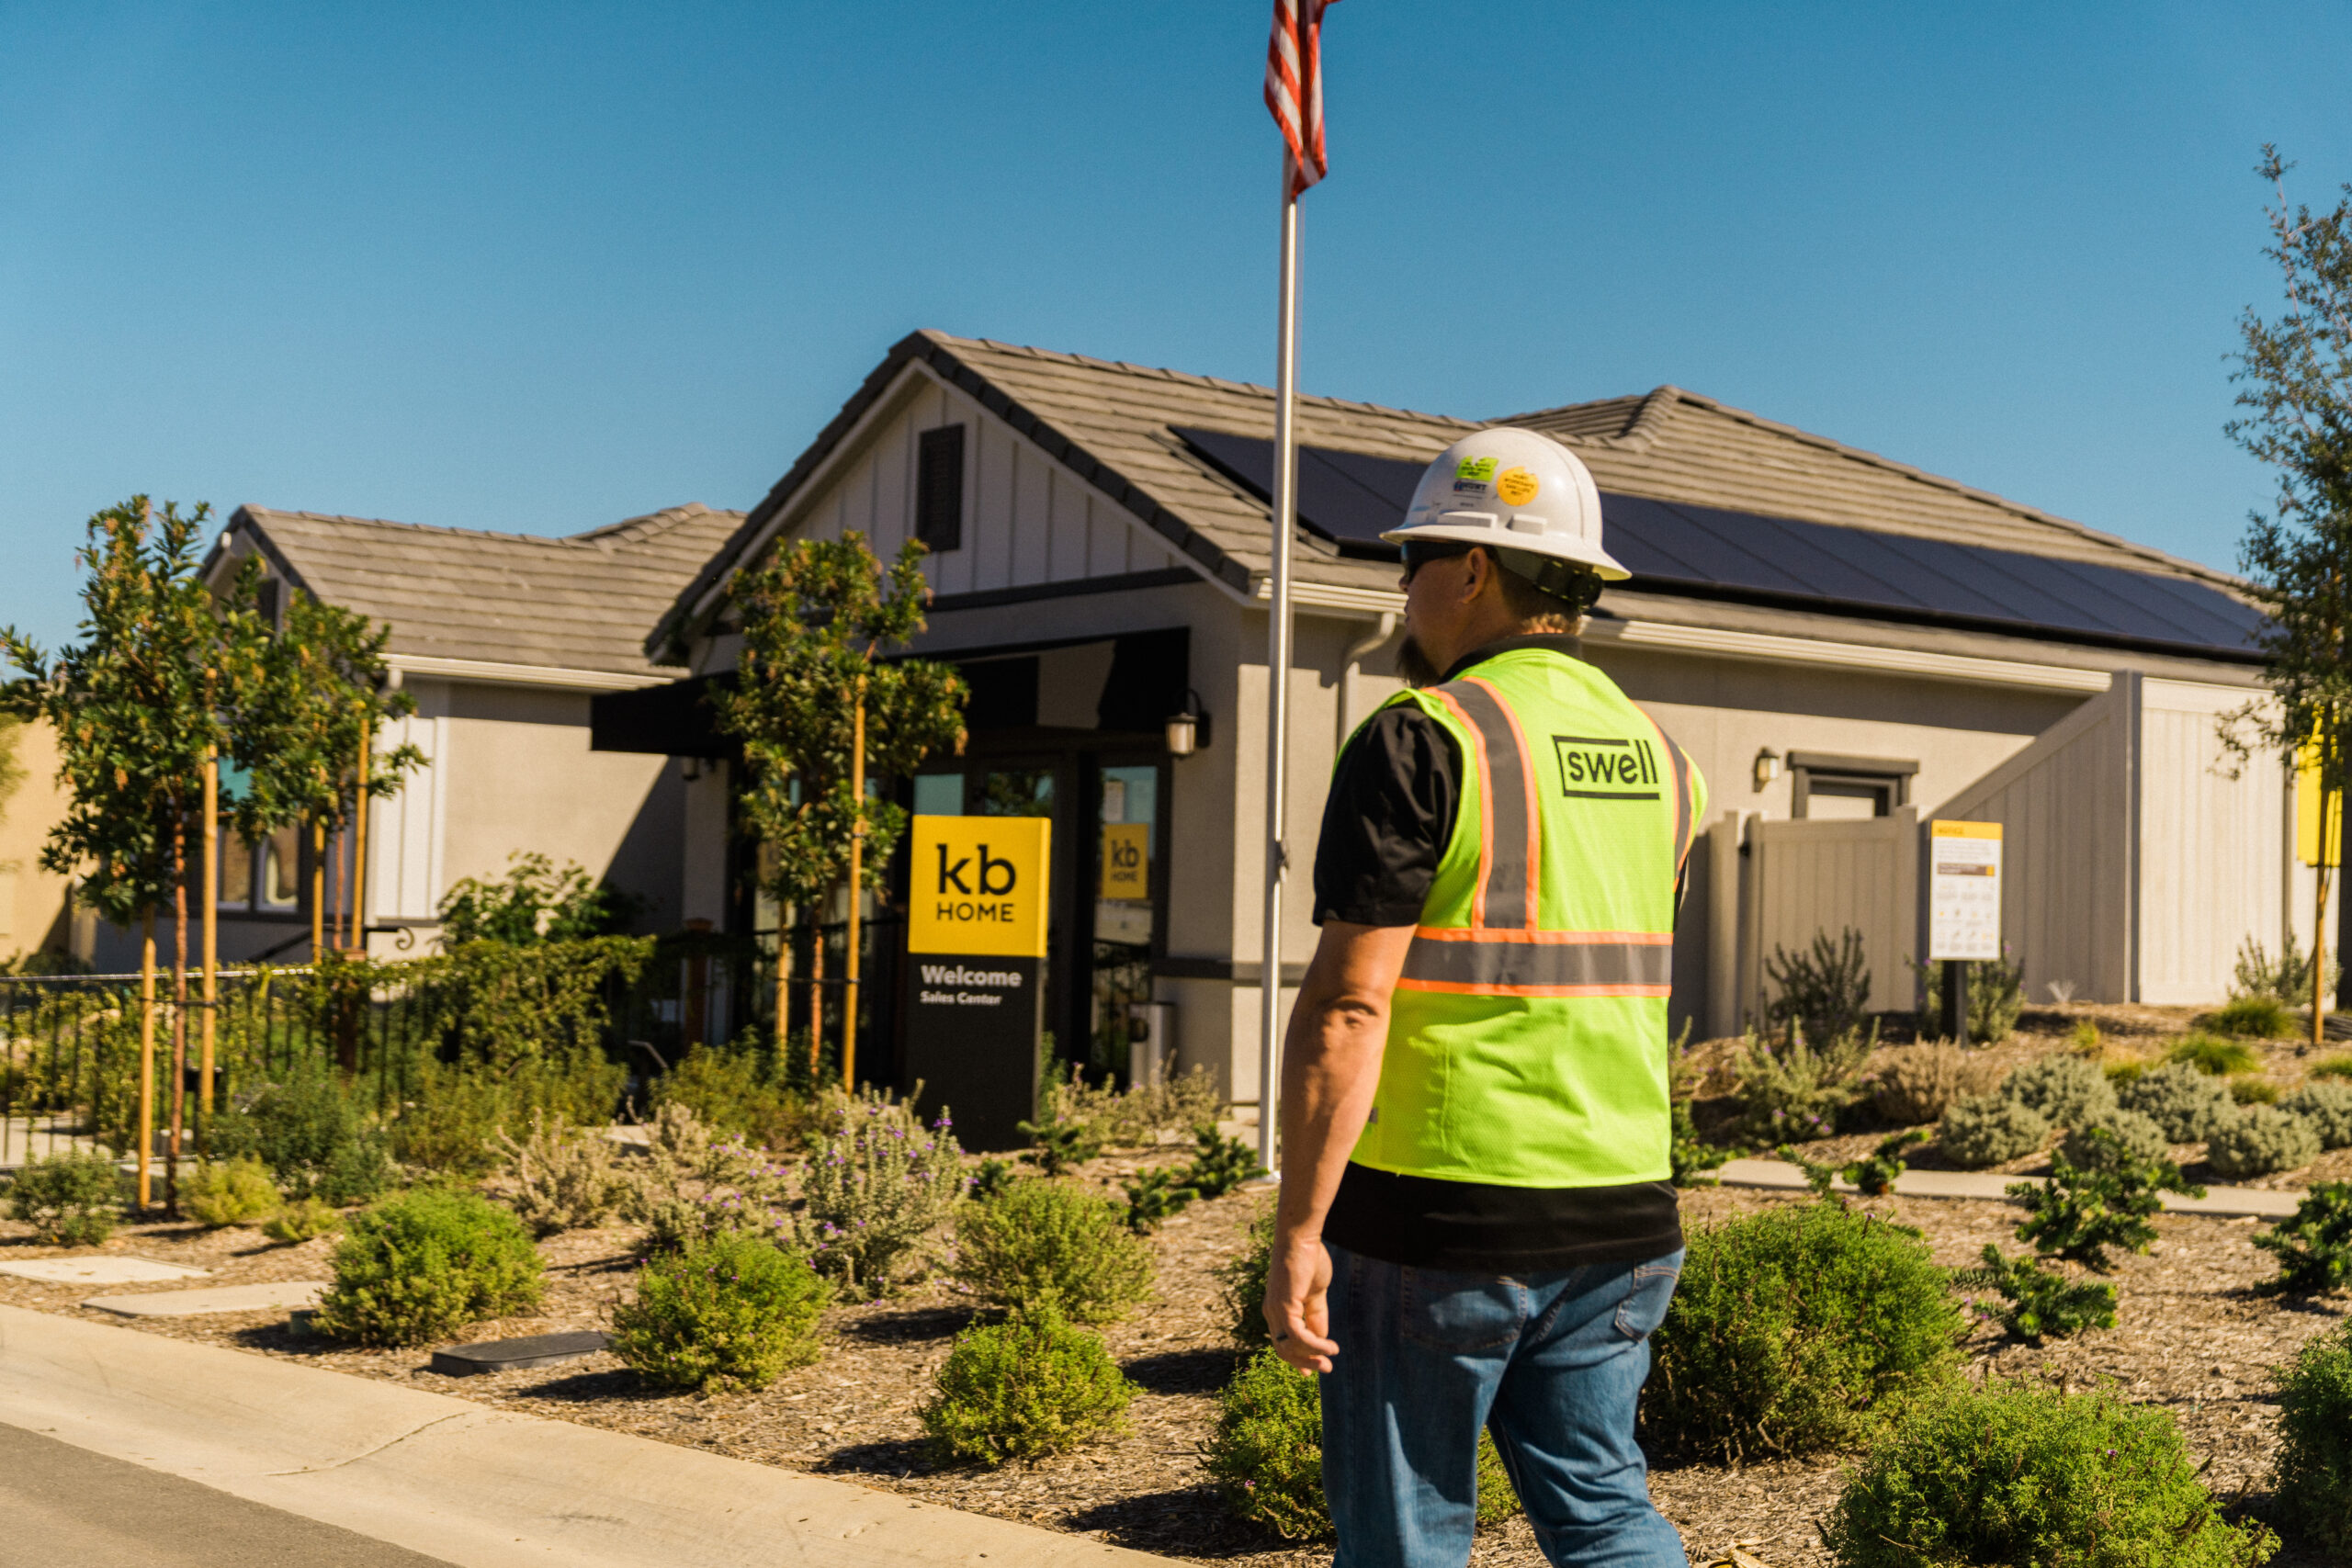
[{"xmin": 1312, "ymin": 633, "xmax": 1680, "ymax": 1272}]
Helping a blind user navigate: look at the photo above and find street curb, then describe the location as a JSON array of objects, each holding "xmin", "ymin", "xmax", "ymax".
[
  {"xmin": 1713, "ymin": 1157, "xmax": 2304, "ymax": 1218},
  {"xmin": 0, "ymin": 1303, "xmax": 1177, "ymax": 1568}
]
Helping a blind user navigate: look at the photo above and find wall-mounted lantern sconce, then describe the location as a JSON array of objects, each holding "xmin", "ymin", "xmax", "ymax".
[
  {"xmin": 1166, "ymin": 690, "xmax": 1212, "ymax": 757},
  {"xmin": 1752, "ymin": 747, "xmax": 1783, "ymax": 791}
]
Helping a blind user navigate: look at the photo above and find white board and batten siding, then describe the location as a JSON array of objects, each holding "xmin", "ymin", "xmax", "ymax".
[
  {"xmin": 362, "ymin": 683, "xmax": 450, "ymax": 923},
  {"xmin": 1741, "ymin": 810, "xmax": 1922, "ymax": 1023},
  {"xmin": 787, "ymin": 370, "xmax": 1190, "ymax": 597},
  {"xmin": 2135, "ymin": 678, "xmax": 2290, "ymax": 1006}
]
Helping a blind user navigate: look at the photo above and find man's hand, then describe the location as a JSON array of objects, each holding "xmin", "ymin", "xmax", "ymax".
[{"xmin": 1262, "ymin": 1227, "xmax": 1339, "ymax": 1372}]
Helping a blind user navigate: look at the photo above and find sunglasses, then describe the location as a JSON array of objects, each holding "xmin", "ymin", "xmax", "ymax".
[{"xmin": 1400, "ymin": 539, "xmax": 1474, "ymax": 581}]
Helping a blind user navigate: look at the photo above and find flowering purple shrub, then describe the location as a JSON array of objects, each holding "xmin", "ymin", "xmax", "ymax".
[{"xmin": 791, "ymin": 1087, "xmax": 965, "ymax": 1288}]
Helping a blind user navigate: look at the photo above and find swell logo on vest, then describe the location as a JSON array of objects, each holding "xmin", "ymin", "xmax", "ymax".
[{"xmin": 1552, "ymin": 735, "xmax": 1662, "ymax": 800}]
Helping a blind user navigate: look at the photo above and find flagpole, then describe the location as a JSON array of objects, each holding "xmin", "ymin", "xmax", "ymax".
[{"xmin": 1257, "ymin": 165, "xmax": 1301, "ymax": 1177}]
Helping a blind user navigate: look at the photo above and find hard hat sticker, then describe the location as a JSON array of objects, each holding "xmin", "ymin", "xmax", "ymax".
[
  {"xmin": 1455, "ymin": 456, "xmax": 1498, "ymax": 482},
  {"xmin": 1495, "ymin": 467, "xmax": 1540, "ymax": 506}
]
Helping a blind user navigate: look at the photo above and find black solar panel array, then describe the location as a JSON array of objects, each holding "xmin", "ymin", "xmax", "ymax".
[{"xmin": 1171, "ymin": 426, "xmax": 2264, "ymax": 659}]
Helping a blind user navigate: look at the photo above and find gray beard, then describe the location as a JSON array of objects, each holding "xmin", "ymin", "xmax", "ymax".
[{"xmin": 1396, "ymin": 634, "xmax": 1442, "ymax": 689}]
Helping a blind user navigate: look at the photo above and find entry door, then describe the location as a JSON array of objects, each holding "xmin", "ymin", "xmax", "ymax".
[{"xmin": 1090, "ymin": 761, "xmax": 1165, "ymax": 1083}]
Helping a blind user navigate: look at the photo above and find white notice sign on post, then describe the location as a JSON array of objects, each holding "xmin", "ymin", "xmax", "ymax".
[{"xmin": 1928, "ymin": 819, "xmax": 2003, "ymax": 962}]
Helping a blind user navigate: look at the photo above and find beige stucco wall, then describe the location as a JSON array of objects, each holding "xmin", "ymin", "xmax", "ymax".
[{"xmin": 0, "ymin": 720, "xmax": 82, "ymax": 963}]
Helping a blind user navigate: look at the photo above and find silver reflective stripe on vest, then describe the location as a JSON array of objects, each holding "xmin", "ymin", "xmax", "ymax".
[
  {"xmin": 1398, "ymin": 931, "xmax": 1673, "ymax": 994},
  {"xmin": 1438, "ymin": 677, "xmax": 1536, "ymax": 930}
]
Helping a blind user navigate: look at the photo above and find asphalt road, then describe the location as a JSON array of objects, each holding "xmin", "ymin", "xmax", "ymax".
[{"xmin": 0, "ymin": 1421, "xmax": 458, "ymax": 1568}]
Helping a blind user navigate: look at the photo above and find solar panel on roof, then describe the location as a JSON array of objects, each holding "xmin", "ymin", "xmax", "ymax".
[{"xmin": 1169, "ymin": 427, "xmax": 2266, "ymax": 660}]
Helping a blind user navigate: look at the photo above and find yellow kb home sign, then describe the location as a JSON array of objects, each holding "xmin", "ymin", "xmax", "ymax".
[{"xmin": 903, "ymin": 815, "xmax": 1050, "ymax": 1152}]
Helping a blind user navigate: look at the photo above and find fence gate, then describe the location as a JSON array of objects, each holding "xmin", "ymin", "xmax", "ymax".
[{"xmin": 1738, "ymin": 807, "xmax": 1920, "ymax": 1030}]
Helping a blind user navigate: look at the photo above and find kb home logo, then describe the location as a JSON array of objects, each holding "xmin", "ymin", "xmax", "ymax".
[
  {"xmin": 1552, "ymin": 734, "xmax": 1662, "ymax": 801},
  {"xmin": 908, "ymin": 815, "xmax": 1049, "ymax": 959},
  {"xmin": 933, "ymin": 841, "xmax": 1019, "ymax": 922}
]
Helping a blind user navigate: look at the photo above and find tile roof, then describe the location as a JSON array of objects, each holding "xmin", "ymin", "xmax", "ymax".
[
  {"xmin": 225, "ymin": 502, "xmax": 745, "ymax": 678},
  {"xmin": 657, "ymin": 331, "xmax": 2245, "ymax": 661}
]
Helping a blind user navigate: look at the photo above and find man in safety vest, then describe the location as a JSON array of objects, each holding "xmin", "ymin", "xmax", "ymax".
[{"xmin": 1263, "ymin": 427, "xmax": 1703, "ymax": 1568}]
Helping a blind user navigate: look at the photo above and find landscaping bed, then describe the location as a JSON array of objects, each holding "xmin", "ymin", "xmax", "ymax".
[{"xmin": 5, "ymin": 1149, "xmax": 2346, "ymax": 1567}]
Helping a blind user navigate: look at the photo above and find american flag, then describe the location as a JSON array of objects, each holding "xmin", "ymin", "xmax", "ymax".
[{"xmin": 1264, "ymin": 0, "xmax": 1335, "ymax": 197}]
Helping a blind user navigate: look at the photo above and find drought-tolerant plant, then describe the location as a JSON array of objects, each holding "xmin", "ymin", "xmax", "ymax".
[
  {"xmin": 1016, "ymin": 1106, "xmax": 1102, "ymax": 1176},
  {"xmin": 1818, "ymin": 1381, "xmax": 2278, "ymax": 1568},
  {"xmin": 2272, "ymin": 1317, "xmax": 2352, "ymax": 1555},
  {"xmin": 3, "ymin": 1148, "xmax": 125, "ymax": 1243},
  {"xmin": 2234, "ymin": 933, "xmax": 2338, "ymax": 1006},
  {"xmin": 1846, "ymin": 1130, "xmax": 1928, "ymax": 1196},
  {"xmin": 1221, "ymin": 1212, "xmax": 1274, "ymax": 1347},
  {"xmin": 1913, "ymin": 948, "xmax": 2026, "ymax": 1043},
  {"xmin": 1730, "ymin": 1021, "xmax": 1872, "ymax": 1142},
  {"xmin": 2210, "ymin": 993, "xmax": 2294, "ymax": 1038},
  {"xmin": 2255, "ymin": 1181, "xmax": 2352, "ymax": 1293},
  {"xmin": 2058, "ymin": 1108, "xmax": 2171, "ymax": 1171},
  {"xmin": 436, "ymin": 851, "xmax": 623, "ymax": 946},
  {"xmin": 1936, "ymin": 1093, "xmax": 2049, "ymax": 1168},
  {"xmin": 653, "ymin": 1035, "xmax": 808, "ymax": 1153},
  {"xmin": 179, "ymin": 1155, "xmax": 281, "ymax": 1227},
  {"xmin": 2285, "ymin": 1077, "xmax": 2352, "ymax": 1146},
  {"xmin": 2001, "ymin": 1052, "xmax": 2118, "ymax": 1128},
  {"xmin": 1200, "ymin": 1349, "xmax": 1520, "ymax": 1539},
  {"xmin": 498, "ymin": 1115, "xmax": 631, "ymax": 1236},
  {"xmin": 2167, "ymin": 1032, "xmax": 2264, "ymax": 1077},
  {"xmin": 1669, "ymin": 1097, "xmax": 1731, "ymax": 1187},
  {"xmin": 608, "ymin": 1230, "xmax": 831, "ymax": 1393},
  {"xmin": 920, "ymin": 1305, "xmax": 1135, "ymax": 1466},
  {"xmin": 1955, "ymin": 1246, "xmax": 2117, "ymax": 1341},
  {"xmin": 311, "ymin": 1188, "xmax": 544, "ymax": 1347},
  {"xmin": 2118, "ymin": 1061, "xmax": 2239, "ymax": 1143},
  {"xmin": 226, "ymin": 1068, "xmax": 393, "ymax": 1204},
  {"xmin": 966, "ymin": 1156, "xmax": 1015, "ymax": 1201},
  {"xmin": 793, "ymin": 1087, "xmax": 964, "ymax": 1287},
  {"xmin": 2233, "ymin": 1077, "xmax": 2284, "ymax": 1105},
  {"xmin": 2068, "ymin": 1017, "xmax": 2103, "ymax": 1055},
  {"xmin": 1764, "ymin": 926, "xmax": 1874, "ymax": 1048},
  {"xmin": 1181, "ymin": 1123, "xmax": 1266, "ymax": 1199},
  {"xmin": 2312, "ymin": 1053, "xmax": 2352, "ymax": 1081},
  {"xmin": 2208, "ymin": 1103, "xmax": 2322, "ymax": 1179},
  {"xmin": 1645, "ymin": 1200, "xmax": 1963, "ymax": 1462},
  {"xmin": 2010, "ymin": 1134, "xmax": 2201, "ymax": 1271},
  {"xmin": 951, "ymin": 1178, "xmax": 1153, "ymax": 1322},
  {"xmin": 1122, "ymin": 1167, "xmax": 1198, "ymax": 1233},
  {"xmin": 264, "ymin": 1195, "xmax": 343, "ymax": 1243},
  {"xmin": 1868, "ymin": 1042, "xmax": 2003, "ymax": 1124},
  {"xmin": 1032, "ymin": 1061, "xmax": 1226, "ymax": 1151}
]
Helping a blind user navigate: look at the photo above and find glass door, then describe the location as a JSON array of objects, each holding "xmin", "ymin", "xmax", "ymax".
[{"xmin": 1090, "ymin": 761, "xmax": 1161, "ymax": 1083}]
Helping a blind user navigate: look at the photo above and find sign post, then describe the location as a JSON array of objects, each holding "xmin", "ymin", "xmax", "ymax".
[
  {"xmin": 1928, "ymin": 819, "xmax": 2002, "ymax": 1043},
  {"xmin": 903, "ymin": 815, "xmax": 1050, "ymax": 1151}
]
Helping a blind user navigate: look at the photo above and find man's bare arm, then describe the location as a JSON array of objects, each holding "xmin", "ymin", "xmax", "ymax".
[{"xmin": 1261, "ymin": 919, "xmax": 1416, "ymax": 1372}]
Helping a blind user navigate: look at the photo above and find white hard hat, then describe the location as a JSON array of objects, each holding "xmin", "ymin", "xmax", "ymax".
[{"xmin": 1383, "ymin": 426, "xmax": 1627, "ymax": 582}]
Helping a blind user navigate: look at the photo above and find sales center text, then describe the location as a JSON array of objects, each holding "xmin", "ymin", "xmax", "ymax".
[{"xmin": 918, "ymin": 964, "xmax": 1024, "ymax": 1007}]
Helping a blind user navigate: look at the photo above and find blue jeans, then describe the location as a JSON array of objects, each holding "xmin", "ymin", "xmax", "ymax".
[{"xmin": 1319, "ymin": 1243, "xmax": 1687, "ymax": 1568}]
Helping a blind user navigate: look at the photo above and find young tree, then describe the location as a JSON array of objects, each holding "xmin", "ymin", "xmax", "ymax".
[
  {"xmin": 0, "ymin": 499, "xmax": 225, "ymax": 1208},
  {"xmin": 2221, "ymin": 147, "xmax": 2352, "ymax": 1047},
  {"xmin": 712, "ymin": 534, "xmax": 966, "ymax": 1087}
]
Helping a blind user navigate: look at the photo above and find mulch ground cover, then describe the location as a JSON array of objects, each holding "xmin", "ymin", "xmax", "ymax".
[{"xmin": 5, "ymin": 1000, "xmax": 2349, "ymax": 1565}]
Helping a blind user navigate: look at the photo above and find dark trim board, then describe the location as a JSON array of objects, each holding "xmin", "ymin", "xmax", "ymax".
[{"xmin": 927, "ymin": 568, "xmax": 1200, "ymax": 615}]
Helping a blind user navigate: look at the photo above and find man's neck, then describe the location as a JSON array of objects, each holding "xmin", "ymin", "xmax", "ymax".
[{"xmin": 1437, "ymin": 627, "xmax": 1582, "ymax": 684}]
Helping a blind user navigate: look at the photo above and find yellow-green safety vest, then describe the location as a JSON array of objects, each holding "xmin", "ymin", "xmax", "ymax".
[{"xmin": 1351, "ymin": 646, "xmax": 1706, "ymax": 1189}]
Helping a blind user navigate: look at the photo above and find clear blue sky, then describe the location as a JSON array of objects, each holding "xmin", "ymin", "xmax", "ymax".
[{"xmin": 4, "ymin": 2, "xmax": 2347, "ymax": 650}]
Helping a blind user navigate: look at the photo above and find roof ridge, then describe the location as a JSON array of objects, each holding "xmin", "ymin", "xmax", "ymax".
[{"xmin": 244, "ymin": 506, "xmax": 608, "ymax": 551}]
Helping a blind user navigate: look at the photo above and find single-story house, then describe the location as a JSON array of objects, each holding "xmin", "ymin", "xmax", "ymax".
[{"xmin": 601, "ymin": 330, "xmax": 2297, "ymax": 1112}]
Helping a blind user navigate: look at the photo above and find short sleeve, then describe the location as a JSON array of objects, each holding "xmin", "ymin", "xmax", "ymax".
[{"xmin": 1311, "ymin": 705, "xmax": 1463, "ymax": 928}]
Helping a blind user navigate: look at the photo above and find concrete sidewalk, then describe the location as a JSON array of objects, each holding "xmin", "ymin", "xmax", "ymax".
[
  {"xmin": 1715, "ymin": 1157, "xmax": 2304, "ymax": 1217},
  {"xmin": 0, "ymin": 1303, "xmax": 1176, "ymax": 1568}
]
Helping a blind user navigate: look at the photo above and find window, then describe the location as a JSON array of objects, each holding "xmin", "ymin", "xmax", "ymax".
[
  {"xmin": 1789, "ymin": 750, "xmax": 1917, "ymax": 820},
  {"xmin": 916, "ymin": 424, "xmax": 965, "ymax": 551}
]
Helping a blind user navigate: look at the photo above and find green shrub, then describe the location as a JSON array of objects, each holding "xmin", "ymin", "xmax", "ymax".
[
  {"xmin": 236, "ymin": 1068, "xmax": 391, "ymax": 1201},
  {"xmin": 497, "ymin": 1115, "xmax": 629, "ymax": 1236},
  {"xmin": 2001, "ymin": 1052, "xmax": 2117, "ymax": 1128},
  {"xmin": 2207, "ymin": 1104, "xmax": 2321, "ymax": 1179},
  {"xmin": 2233, "ymin": 1077, "xmax": 2283, "ymax": 1105},
  {"xmin": 311, "ymin": 1188, "xmax": 544, "ymax": 1346},
  {"xmin": 1121, "ymin": 1168, "xmax": 1197, "ymax": 1233},
  {"xmin": 1731, "ymin": 1021, "xmax": 1871, "ymax": 1142},
  {"xmin": 1220, "ymin": 1212, "xmax": 1273, "ymax": 1348},
  {"xmin": 180, "ymin": 1156, "xmax": 281, "ymax": 1227},
  {"xmin": 967, "ymin": 1156, "xmax": 1015, "ymax": 1201},
  {"xmin": 2057, "ymin": 1108, "xmax": 2169, "ymax": 1171},
  {"xmin": 920, "ymin": 1307, "xmax": 1134, "ymax": 1466},
  {"xmin": 2235, "ymin": 933, "xmax": 2336, "ymax": 1005},
  {"xmin": 2167, "ymin": 1032, "xmax": 2263, "ymax": 1077},
  {"xmin": 2118, "ymin": 1062, "xmax": 2237, "ymax": 1143},
  {"xmin": 1913, "ymin": 950, "xmax": 2026, "ymax": 1043},
  {"xmin": 1957, "ymin": 1245, "xmax": 2116, "ymax": 1342},
  {"xmin": 2312, "ymin": 1053, "xmax": 2352, "ymax": 1082},
  {"xmin": 950, "ymin": 1179, "xmax": 1153, "ymax": 1322},
  {"xmin": 1868, "ymin": 1042, "xmax": 2003, "ymax": 1124},
  {"xmin": 1819, "ymin": 1381, "xmax": 2277, "ymax": 1568},
  {"xmin": 2273, "ymin": 1318, "xmax": 2352, "ymax": 1555},
  {"xmin": 1645, "ymin": 1201, "xmax": 1963, "ymax": 1462},
  {"xmin": 1201, "ymin": 1349, "xmax": 1519, "ymax": 1539},
  {"xmin": 2255, "ymin": 1181, "xmax": 2352, "ymax": 1293},
  {"xmin": 3, "ymin": 1149, "xmax": 125, "ymax": 1244},
  {"xmin": 1181, "ymin": 1123, "xmax": 1266, "ymax": 1199},
  {"xmin": 2010, "ymin": 1135, "xmax": 2199, "ymax": 1271},
  {"xmin": 1669, "ymin": 1097, "xmax": 1732, "ymax": 1186},
  {"xmin": 653, "ymin": 1037, "xmax": 808, "ymax": 1152},
  {"xmin": 391, "ymin": 1053, "xmax": 626, "ymax": 1178},
  {"xmin": 264, "ymin": 1195, "xmax": 344, "ymax": 1243},
  {"xmin": 794, "ymin": 1087, "xmax": 965, "ymax": 1288},
  {"xmin": 2285, "ymin": 1078, "xmax": 2352, "ymax": 1147},
  {"xmin": 2209, "ymin": 994, "xmax": 2293, "ymax": 1038},
  {"xmin": 1937, "ymin": 1093, "xmax": 2049, "ymax": 1168},
  {"xmin": 608, "ymin": 1231, "xmax": 831, "ymax": 1393},
  {"xmin": 1017, "ymin": 1108, "xmax": 1102, "ymax": 1176},
  {"xmin": 1764, "ymin": 927, "xmax": 1874, "ymax": 1048}
]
